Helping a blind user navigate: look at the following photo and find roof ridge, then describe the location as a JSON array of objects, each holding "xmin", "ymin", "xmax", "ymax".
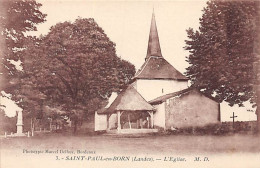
[
  {"xmin": 102, "ymin": 85, "xmax": 154, "ymax": 113},
  {"xmin": 133, "ymin": 56, "xmax": 151, "ymax": 78},
  {"xmin": 163, "ymin": 58, "xmax": 188, "ymax": 78},
  {"xmin": 131, "ymin": 85, "xmax": 155, "ymax": 110},
  {"xmin": 149, "ymin": 87, "xmax": 193, "ymax": 104},
  {"xmin": 149, "ymin": 88, "xmax": 220, "ymax": 104},
  {"xmin": 133, "ymin": 57, "xmax": 189, "ymax": 80}
]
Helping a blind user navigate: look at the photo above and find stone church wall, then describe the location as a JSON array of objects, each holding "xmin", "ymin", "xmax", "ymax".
[{"xmin": 165, "ymin": 90, "xmax": 220, "ymax": 129}]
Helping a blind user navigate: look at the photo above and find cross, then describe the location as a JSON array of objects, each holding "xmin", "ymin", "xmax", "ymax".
[{"xmin": 230, "ymin": 112, "xmax": 238, "ymax": 129}]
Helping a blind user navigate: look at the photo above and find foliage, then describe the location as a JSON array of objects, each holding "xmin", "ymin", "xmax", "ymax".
[
  {"xmin": 23, "ymin": 18, "xmax": 135, "ymax": 130},
  {"xmin": 0, "ymin": 0, "xmax": 46, "ymax": 132},
  {"xmin": 0, "ymin": 0, "xmax": 46, "ymax": 93},
  {"xmin": 167, "ymin": 122, "xmax": 257, "ymax": 135},
  {"xmin": 184, "ymin": 0, "xmax": 258, "ymax": 107},
  {"xmin": 0, "ymin": 109, "xmax": 17, "ymax": 134}
]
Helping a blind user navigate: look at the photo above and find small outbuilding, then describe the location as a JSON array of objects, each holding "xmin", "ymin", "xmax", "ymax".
[
  {"xmin": 149, "ymin": 88, "xmax": 221, "ymax": 130},
  {"xmin": 95, "ymin": 86, "xmax": 158, "ymax": 134}
]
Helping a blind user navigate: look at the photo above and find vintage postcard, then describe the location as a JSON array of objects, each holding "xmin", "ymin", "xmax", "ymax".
[{"xmin": 0, "ymin": 0, "xmax": 260, "ymax": 168}]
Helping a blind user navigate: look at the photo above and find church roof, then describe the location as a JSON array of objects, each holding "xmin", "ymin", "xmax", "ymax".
[
  {"xmin": 149, "ymin": 88, "xmax": 219, "ymax": 105},
  {"xmin": 133, "ymin": 57, "xmax": 189, "ymax": 80},
  {"xmin": 97, "ymin": 92, "xmax": 118, "ymax": 114},
  {"xmin": 102, "ymin": 86, "xmax": 154, "ymax": 114},
  {"xmin": 149, "ymin": 88, "xmax": 193, "ymax": 104},
  {"xmin": 146, "ymin": 11, "xmax": 162, "ymax": 60},
  {"xmin": 133, "ymin": 11, "xmax": 188, "ymax": 81}
]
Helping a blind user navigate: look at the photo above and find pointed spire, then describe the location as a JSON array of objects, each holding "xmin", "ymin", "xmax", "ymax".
[{"xmin": 145, "ymin": 10, "xmax": 162, "ymax": 61}]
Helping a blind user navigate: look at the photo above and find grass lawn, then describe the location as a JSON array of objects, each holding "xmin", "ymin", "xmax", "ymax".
[
  {"xmin": 1, "ymin": 133, "xmax": 260, "ymax": 167},
  {"xmin": 1, "ymin": 132, "xmax": 260, "ymax": 155}
]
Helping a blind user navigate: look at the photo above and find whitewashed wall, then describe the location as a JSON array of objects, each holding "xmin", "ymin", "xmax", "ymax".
[
  {"xmin": 153, "ymin": 102, "xmax": 166, "ymax": 129},
  {"xmin": 94, "ymin": 112, "xmax": 107, "ymax": 131},
  {"xmin": 134, "ymin": 79, "xmax": 188, "ymax": 101}
]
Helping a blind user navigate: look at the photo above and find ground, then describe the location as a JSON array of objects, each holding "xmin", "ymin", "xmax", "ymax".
[{"xmin": 1, "ymin": 133, "xmax": 260, "ymax": 154}]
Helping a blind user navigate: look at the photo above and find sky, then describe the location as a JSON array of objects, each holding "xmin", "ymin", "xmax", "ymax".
[
  {"xmin": 0, "ymin": 0, "xmax": 257, "ymax": 121},
  {"xmin": 29, "ymin": 0, "xmax": 207, "ymax": 73}
]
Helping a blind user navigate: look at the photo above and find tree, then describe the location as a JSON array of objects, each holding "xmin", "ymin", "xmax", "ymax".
[
  {"xmin": 0, "ymin": 0, "xmax": 46, "ymax": 91},
  {"xmin": 0, "ymin": 0, "xmax": 46, "ymax": 106},
  {"xmin": 254, "ymin": 1, "xmax": 260, "ymax": 132},
  {"xmin": 185, "ymin": 0, "xmax": 259, "ymax": 131},
  {"xmin": 23, "ymin": 18, "xmax": 135, "ymax": 132},
  {"xmin": 0, "ymin": 108, "xmax": 17, "ymax": 134},
  {"xmin": 0, "ymin": 0, "xmax": 46, "ymax": 132}
]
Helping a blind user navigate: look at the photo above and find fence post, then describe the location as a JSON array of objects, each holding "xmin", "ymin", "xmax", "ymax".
[{"xmin": 4, "ymin": 132, "xmax": 7, "ymax": 138}]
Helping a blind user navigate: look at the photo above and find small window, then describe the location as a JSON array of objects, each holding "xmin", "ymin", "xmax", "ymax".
[{"xmin": 162, "ymin": 88, "xmax": 164, "ymax": 93}]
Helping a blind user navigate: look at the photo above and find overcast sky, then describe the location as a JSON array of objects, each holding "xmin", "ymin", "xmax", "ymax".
[
  {"xmin": 29, "ymin": 0, "xmax": 208, "ymax": 73},
  {"xmin": 1, "ymin": 0, "xmax": 256, "ymax": 121}
]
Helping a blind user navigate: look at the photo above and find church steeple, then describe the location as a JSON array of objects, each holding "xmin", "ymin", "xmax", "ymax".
[
  {"xmin": 145, "ymin": 10, "xmax": 162, "ymax": 61},
  {"xmin": 133, "ymin": 9, "xmax": 188, "ymax": 82}
]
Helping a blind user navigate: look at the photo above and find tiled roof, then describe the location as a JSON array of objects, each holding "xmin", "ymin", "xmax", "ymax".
[
  {"xmin": 149, "ymin": 88, "xmax": 219, "ymax": 104},
  {"xmin": 133, "ymin": 57, "xmax": 188, "ymax": 80},
  {"xmin": 149, "ymin": 88, "xmax": 194, "ymax": 104},
  {"xmin": 102, "ymin": 86, "xmax": 154, "ymax": 114}
]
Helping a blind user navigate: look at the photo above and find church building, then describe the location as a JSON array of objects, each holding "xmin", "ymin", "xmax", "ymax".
[{"xmin": 95, "ymin": 12, "xmax": 220, "ymax": 134}]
